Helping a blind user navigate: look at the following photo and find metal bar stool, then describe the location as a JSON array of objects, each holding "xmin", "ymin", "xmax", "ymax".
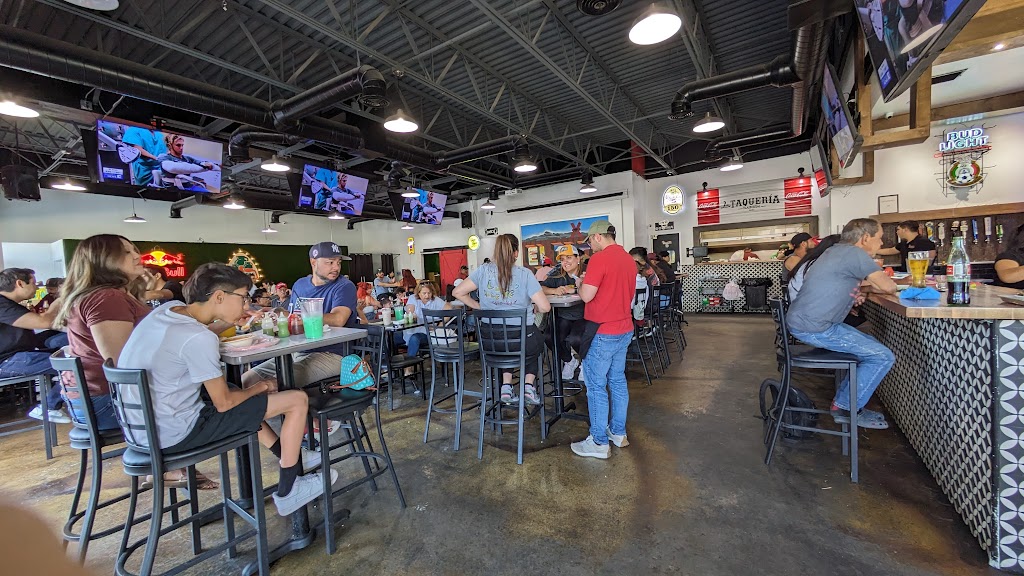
[
  {"xmin": 627, "ymin": 288, "xmax": 655, "ymax": 385},
  {"xmin": 423, "ymin": 307, "xmax": 481, "ymax": 449},
  {"xmin": 306, "ymin": 324, "xmax": 406, "ymax": 555},
  {"xmin": 0, "ymin": 373, "xmax": 59, "ymax": 459},
  {"xmin": 765, "ymin": 299, "xmax": 862, "ymax": 482},
  {"xmin": 102, "ymin": 360, "xmax": 270, "ymax": 576},
  {"xmin": 473, "ymin": 309, "xmax": 546, "ymax": 465},
  {"xmin": 659, "ymin": 281, "xmax": 685, "ymax": 356}
]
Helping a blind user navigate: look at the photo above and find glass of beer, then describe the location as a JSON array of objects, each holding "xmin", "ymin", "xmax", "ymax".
[{"xmin": 907, "ymin": 251, "xmax": 930, "ymax": 288}]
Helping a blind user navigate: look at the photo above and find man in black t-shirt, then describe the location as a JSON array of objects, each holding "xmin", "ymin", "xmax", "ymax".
[
  {"xmin": 0, "ymin": 268, "xmax": 70, "ymax": 423},
  {"xmin": 875, "ymin": 220, "xmax": 936, "ymax": 271},
  {"xmin": 995, "ymin": 223, "xmax": 1024, "ymax": 289}
]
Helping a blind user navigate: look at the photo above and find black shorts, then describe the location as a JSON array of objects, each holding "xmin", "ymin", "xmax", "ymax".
[{"xmin": 165, "ymin": 394, "xmax": 268, "ymax": 454}]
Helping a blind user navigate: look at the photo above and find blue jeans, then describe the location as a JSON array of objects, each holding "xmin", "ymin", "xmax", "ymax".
[
  {"xmin": 790, "ymin": 323, "xmax": 895, "ymax": 411},
  {"xmin": 66, "ymin": 393, "xmax": 120, "ymax": 431},
  {"xmin": 581, "ymin": 331, "xmax": 632, "ymax": 445},
  {"xmin": 394, "ymin": 333, "xmax": 428, "ymax": 357},
  {"xmin": 0, "ymin": 340, "xmax": 67, "ymax": 410}
]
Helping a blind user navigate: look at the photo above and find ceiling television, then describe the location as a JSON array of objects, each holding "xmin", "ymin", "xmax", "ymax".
[
  {"xmin": 93, "ymin": 120, "xmax": 224, "ymax": 194},
  {"xmin": 821, "ymin": 62, "xmax": 863, "ymax": 169},
  {"xmin": 389, "ymin": 187, "xmax": 447, "ymax": 225},
  {"xmin": 853, "ymin": 0, "xmax": 987, "ymax": 102},
  {"xmin": 294, "ymin": 164, "xmax": 369, "ymax": 216}
]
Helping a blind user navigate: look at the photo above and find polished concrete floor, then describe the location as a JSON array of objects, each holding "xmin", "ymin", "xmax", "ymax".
[{"xmin": 0, "ymin": 315, "xmax": 999, "ymax": 575}]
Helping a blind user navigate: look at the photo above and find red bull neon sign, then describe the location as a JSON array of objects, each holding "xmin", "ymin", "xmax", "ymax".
[{"xmin": 140, "ymin": 249, "xmax": 187, "ymax": 278}]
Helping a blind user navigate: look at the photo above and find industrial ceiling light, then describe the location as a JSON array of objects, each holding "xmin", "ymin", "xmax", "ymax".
[
  {"xmin": 481, "ymin": 185, "xmax": 500, "ymax": 210},
  {"xmin": 0, "ymin": 99, "xmax": 39, "ymax": 118},
  {"xmin": 260, "ymin": 155, "xmax": 290, "ymax": 172},
  {"xmin": 384, "ymin": 109, "xmax": 418, "ymax": 133},
  {"xmin": 401, "ymin": 186, "xmax": 420, "ymax": 198},
  {"xmin": 401, "ymin": 222, "xmax": 414, "ymax": 230},
  {"xmin": 328, "ymin": 211, "xmax": 346, "ymax": 220},
  {"xmin": 52, "ymin": 179, "xmax": 87, "ymax": 191},
  {"xmin": 261, "ymin": 225, "xmax": 278, "ymax": 233},
  {"xmin": 580, "ymin": 170, "xmax": 597, "ymax": 193},
  {"xmin": 123, "ymin": 199, "xmax": 145, "ymax": 223},
  {"xmin": 223, "ymin": 194, "xmax": 246, "ymax": 209},
  {"xmin": 62, "ymin": 0, "xmax": 119, "ymax": 11},
  {"xmin": 692, "ymin": 112, "xmax": 725, "ymax": 133},
  {"xmin": 511, "ymin": 142, "xmax": 538, "ymax": 173},
  {"xmin": 720, "ymin": 155, "xmax": 744, "ymax": 172},
  {"xmin": 993, "ymin": 43, "xmax": 1006, "ymax": 51},
  {"xmin": 629, "ymin": 3, "xmax": 682, "ymax": 45}
]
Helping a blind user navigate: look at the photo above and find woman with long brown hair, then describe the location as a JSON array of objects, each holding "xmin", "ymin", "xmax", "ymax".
[
  {"xmin": 400, "ymin": 269, "xmax": 417, "ymax": 292},
  {"xmin": 57, "ymin": 234, "xmax": 217, "ymax": 490},
  {"xmin": 452, "ymin": 234, "xmax": 551, "ymax": 404}
]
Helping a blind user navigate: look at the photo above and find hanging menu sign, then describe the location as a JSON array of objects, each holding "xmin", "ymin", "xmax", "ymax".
[{"xmin": 694, "ymin": 178, "xmax": 812, "ymax": 225}]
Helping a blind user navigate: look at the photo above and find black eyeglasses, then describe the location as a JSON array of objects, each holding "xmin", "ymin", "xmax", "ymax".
[{"xmin": 210, "ymin": 291, "xmax": 252, "ymax": 305}]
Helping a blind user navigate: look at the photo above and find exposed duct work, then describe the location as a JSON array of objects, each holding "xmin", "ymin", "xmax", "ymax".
[
  {"xmin": 679, "ymin": 22, "xmax": 825, "ymax": 162},
  {"xmin": 0, "ymin": 25, "xmax": 515, "ymax": 189},
  {"xmin": 228, "ymin": 130, "xmax": 305, "ymax": 162},
  {"xmin": 271, "ymin": 65, "xmax": 387, "ymax": 129}
]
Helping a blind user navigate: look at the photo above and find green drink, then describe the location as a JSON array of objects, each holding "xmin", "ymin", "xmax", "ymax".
[
  {"xmin": 302, "ymin": 316, "xmax": 324, "ymax": 339},
  {"xmin": 394, "ymin": 307, "xmax": 404, "ymax": 321}
]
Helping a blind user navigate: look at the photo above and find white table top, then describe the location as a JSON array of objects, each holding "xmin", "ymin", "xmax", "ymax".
[
  {"xmin": 547, "ymin": 294, "xmax": 583, "ymax": 308},
  {"xmin": 220, "ymin": 327, "xmax": 367, "ymax": 365}
]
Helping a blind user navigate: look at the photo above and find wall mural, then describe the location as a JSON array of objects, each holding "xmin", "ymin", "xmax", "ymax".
[{"xmin": 520, "ymin": 215, "xmax": 608, "ymax": 271}]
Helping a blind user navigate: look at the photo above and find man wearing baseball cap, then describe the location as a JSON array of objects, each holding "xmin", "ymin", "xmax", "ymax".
[
  {"xmin": 783, "ymin": 232, "xmax": 816, "ymax": 280},
  {"xmin": 243, "ymin": 242, "xmax": 357, "ymax": 406},
  {"xmin": 572, "ymin": 220, "xmax": 636, "ymax": 459}
]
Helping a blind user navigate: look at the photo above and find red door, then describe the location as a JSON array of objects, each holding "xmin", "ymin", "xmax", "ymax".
[{"xmin": 439, "ymin": 249, "xmax": 467, "ymax": 299}]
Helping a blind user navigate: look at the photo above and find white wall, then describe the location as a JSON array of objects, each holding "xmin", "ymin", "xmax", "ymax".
[
  {"xmin": 642, "ymin": 151, "xmax": 832, "ymax": 262},
  {"xmin": 0, "ymin": 242, "xmax": 64, "ymax": 280},
  {"xmin": 358, "ymin": 171, "xmax": 639, "ymax": 276},
  {"xmin": 831, "ymin": 111, "xmax": 1024, "ymax": 226},
  {"xmin": 0, "ymin": 188, "xmax": 364, "ymax": 250}
]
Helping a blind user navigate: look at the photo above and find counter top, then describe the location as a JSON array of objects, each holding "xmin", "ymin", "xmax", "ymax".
[
  {"xmin": 684, "ymin": 260, "xmax": 784, "ymax": 266},
  {"xmin": 868, "ymin": 284, "xmax": 1024, "ymax": 320}
]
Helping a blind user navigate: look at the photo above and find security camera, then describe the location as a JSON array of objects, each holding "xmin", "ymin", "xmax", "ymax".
[{"xmin": 885, "ymin": 112, "xmax": 894, "ymax": 119}]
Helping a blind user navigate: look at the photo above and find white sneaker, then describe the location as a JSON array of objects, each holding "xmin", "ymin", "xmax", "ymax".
[
  {"xmin": 27, "ymin": 405, "xmax": 71, "ymax": 424},
  {"xmin": 561, "ymin": 357, "xmax": 580, "ymax": 380},
  {"xmin": 570, "ymin": 436, "xmax": 610, "ymax": 459},
  {"xmin": 301, "ymin": 448, "xmax": 321, "ymax": 473},
  {"xmin": 606, "ymin": 427, "xmax": 630, "ymax": 448},
  {"xmin": 272, "ymin": 469, "xmax": 338, "ymax": 516}
]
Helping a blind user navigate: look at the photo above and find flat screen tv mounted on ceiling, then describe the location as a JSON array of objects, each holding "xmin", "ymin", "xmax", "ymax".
[
  {"xmin": 821, "ymin": 62, "xmax": 864, "ymax": 170},
  {"xmin": 389, "ymin": 187, "xmax": 447, "ymax": 225},
  {"xmin": 293, "ymin": 164, "xmax": 369, "ymax": 216}
]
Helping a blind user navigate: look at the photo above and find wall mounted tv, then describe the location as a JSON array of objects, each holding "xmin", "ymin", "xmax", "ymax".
[
  {"xmin": 389, "ymin": 188, "xmax": 447, "ymax": 225},
  {"xmin": 294, "ymin": 164, "xmax": 369, "ymax": 216},
  {"xmin": 93, "ymin": 120, "xmax": 223, "ymax": 194},
  {"xmin": 853, "ymin": 0, "xmax": 987, "ymax": 102},
  {"xmin": 821, "ymin": 62, "xmax": 863, "ymax": 169}
]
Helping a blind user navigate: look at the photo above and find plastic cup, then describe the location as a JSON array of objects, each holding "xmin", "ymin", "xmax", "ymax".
[
  {"xmin": 298, "ymin": 297, "xmax": 325, "ymax": 339},
  {"xmin": 907, "ymin": 251, "xmax": 929, "ymax": 288},
  {"xmin": 394, "ymin": 307, "xmax": 404, "ymax": 321}
]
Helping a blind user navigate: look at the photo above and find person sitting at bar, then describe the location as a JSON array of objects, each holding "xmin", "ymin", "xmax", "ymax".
[
  {"xmin": 652, "ymin": 251, "xmax": 676, "ymax": 281},
  {"xmin": 786, "ymin": 219, "xmax": 897, "ymax": 429},
  {"xmin": 243, "ymin": 242, "xmax": 357, "ymax": 411},
  {"xmin": 629, "ymin": 247, "xmax": 664, "ymax": 286},
  {"xmin": 453, "ymin": 234, "xmax": 551, "ymax": 405},
  {"xmin": 874, "ymin": 220, "xmax": 936, "ymax": 271},
  {"xmin": 995, "ymin": 223, "xmax": 1024, "ymax": 290},
  {"xmin": 541, "ymin": 245, "xmax": 586, "ymax": 380},
  {"xmin": 0, "ymin": 268, "xmax": 70, "ymax": 424},
  {"xmin": 783, "ymin": 233, "xmax": 815, "ymax": 280},
  {"xmin": 118, "ymin": 263, "xmax": 335, "ymax": 516}
]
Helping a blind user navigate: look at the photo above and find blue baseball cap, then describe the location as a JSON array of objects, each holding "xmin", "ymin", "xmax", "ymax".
[{"xmin": 309, "ymin": 241, "xmax": 351, "ymax": 260}]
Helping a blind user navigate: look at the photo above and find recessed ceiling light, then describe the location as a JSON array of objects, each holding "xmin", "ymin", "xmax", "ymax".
[
  {"xmin": 383, "ymin": 109, "xmax": 418, "ymax": 133},
  {"xmin": 692, "ymin": 112, "xmax": 725, "ymax": 133},
  {"xmin": 52, "ymin": 180, "xmax": 87, "ymax": 191},
  {"xmin": 629, "ymin": 3, "xmax": 682, "ymax": 45},
  {"xmin": 0, "ymin": 100, "xmax": 39, "ymax": 118},
  {"xmin": 260, "ymin": 155, "xmax": 290, "ymax": 172},
  {"xmin": 993, "ymin": 43, "xmax": 1006, "ymax": 51}
]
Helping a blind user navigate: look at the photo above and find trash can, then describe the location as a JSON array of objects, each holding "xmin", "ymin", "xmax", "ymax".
[{"xmin": 739, "ymin": 278, "xmax": 772, "ymax": 310}]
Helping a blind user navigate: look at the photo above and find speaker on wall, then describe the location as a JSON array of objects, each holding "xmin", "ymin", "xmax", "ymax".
[
  {"xmin": 460, "ymin": 210, "xmax": 473, "ymax": 229},
  {"xmin": 1, "ymin": 165, "xmax": 41, "ymax": 201}
]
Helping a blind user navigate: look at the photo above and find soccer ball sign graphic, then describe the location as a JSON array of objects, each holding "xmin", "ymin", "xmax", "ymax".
[{"xmin": 947, "ymin": 160, "xmax": 983, "ymax": 188}]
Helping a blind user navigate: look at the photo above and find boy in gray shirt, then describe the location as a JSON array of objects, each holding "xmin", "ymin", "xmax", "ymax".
[{"xmin": 786, "ymin": 219, "xmax": 898, "ymax": 429}]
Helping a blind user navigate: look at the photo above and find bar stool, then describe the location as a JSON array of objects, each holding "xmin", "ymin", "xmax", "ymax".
[
  {"xmin": 102, "ymin": 360, "xmax": 270, "ymax": 576},
  {"xmin": 658, "ymin": 281, "xmax": 685, "ymax": 356},
  {"xmin": 474, "ymin": 309, "xmax": 546, "ymax": 465},
  {"xmin": 0, "ymin": 373, "xmax": 59, "ymax": 459},
  {"xmin": 627, "ymin": 288, "xmax": 655, "ymax": 385},
  {"xmin": 307, "ymin": 325, "xmax": 406, "ymax": 555},
  {"xmin": 765, "ymin": 299, "xmax": 862, "ymax": 482},
  {"xmin": 423, "ymin": 308, "xmax": 481, "ymax": 449},
  {"xmin": 648, "ymin": 285, "xmax": 671, "ymax": 371}
]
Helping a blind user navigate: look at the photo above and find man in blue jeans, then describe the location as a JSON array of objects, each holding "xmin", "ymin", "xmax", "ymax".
[
  {"xmin": 0, "ymin": 268, "xmax": 70, "ymax": 423},
  {"xmin": 786, "ymin": 218, "xmax": 898, "ymax": 429},
  {"xmin": 573, "ymin": 221, "xmax": 638, "ymax": 459}
]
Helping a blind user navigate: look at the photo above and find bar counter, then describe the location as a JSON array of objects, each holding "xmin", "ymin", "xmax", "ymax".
[{"xmin": 862, "ymin": 285, "xmax": 1024, "ymax": 572}]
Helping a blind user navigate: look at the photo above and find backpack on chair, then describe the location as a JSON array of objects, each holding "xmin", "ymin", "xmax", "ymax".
[{"xmin": 759, "ymin": 378, "xmax": 818, "ymax": 439}]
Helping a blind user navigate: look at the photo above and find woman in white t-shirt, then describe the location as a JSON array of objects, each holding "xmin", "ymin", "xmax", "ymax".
[
  {"xmin": 118, "ymin": 263, "xmax": 338, "ymax": 516},
  {"xmin": 452, "ymin": 234, "xmax": 551, "ymax": 405}
]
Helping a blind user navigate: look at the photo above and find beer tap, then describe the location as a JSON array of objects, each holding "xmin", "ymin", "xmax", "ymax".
[
  {"xmin": 997, "ymin": 223, "xmax": 1005, "ymax": 244},
  {"xmin": 984, "ymin": 217, "xmax": 993, "ymax": 243},
  {"xmin": 971, "ymin": 219, "xmax": 979, "ymax": 244},
  {"xmin": 937, "ymin": 222, "xmax": 946, "ymax": 247}
]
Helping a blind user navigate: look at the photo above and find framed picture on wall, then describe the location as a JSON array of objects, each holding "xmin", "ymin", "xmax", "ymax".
[{"xmin": 877, "ymin": 194, "xmax": 899, "ymax": 215}]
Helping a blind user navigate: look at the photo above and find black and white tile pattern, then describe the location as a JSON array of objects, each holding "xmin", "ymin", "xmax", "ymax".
[
  {"xmin": 994, "ymin": 320, "xmax": 1024, "ymax": 572},
  {"xmin": 679, "ymin": 261, "xmax": 784, "ymax": 314}
]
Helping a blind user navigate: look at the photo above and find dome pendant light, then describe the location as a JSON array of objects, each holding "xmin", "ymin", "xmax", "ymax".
[
  {"xmin": 260, "ymin": 155, "xmax": 290, "ymax": 172},
  {"xmin": 629, "ymin": 3, "xmax": 682, "ymax": 46},
  {"xmin": 223, "ymin": 194, "xmax": 246, "ymax": 209},
  {"xmin": 0, "ymin": 99, "xmax": 39, "ymax": 118},
  {"xmin": 579, "ymin": 170, "xmax": 597, "ymax": 194},
  {"xmin": 123, "ymin": 199, "xmax": 146, "ymax": 223},
  {"xmin": 401, "ymin": 222, "xmax": 414, "ymax": 230},
  {"xmin": 384, "ymin": 109, "xmax": 418, "ymax": 133},
  {"xmin": 480, "ymin": 186, "xmax": 500, "ymax": 210},
  {"xmin": 328, "ymin": 211, "xmax": 346, "ymax": 220},
  {"xmin": 720, "ymin": 155, "xmax": 744, "ymax": 172},
  {"xmin": 692, "ymin": 112, "xmax": 725, "ymax": 133}
]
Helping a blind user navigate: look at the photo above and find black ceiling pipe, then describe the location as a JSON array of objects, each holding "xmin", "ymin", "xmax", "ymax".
[
  {"xmin": 670, "ymin": 55, "xmax": 796, "ymax": 120},
  {"xmin": 227, "ymin": 130, "xmax": 305, "ymax": 162},
  {"xmin": 271, "ymin": 65, "xmax": 387, "ymax": 129},
  {"xmin": 433, "ymin": 135, "xmax": 526, "ymax": 167}
]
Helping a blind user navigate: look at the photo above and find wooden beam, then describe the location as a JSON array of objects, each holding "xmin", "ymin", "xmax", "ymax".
[
  {"xmin": 862, "ymin": 72, "xmax": 932, "ymax": 151},
  {"xmin": 855, "ymin": 25, "xmax": 872, "ymax": 137},
  {"xmin": 873, "ymin": 90, "xmax": 1024, "ymax": 131},
  {"xmin": 833, "ymin": 150, "xmax": 874, "ymax": 187},
  {"xmin": 935, "ymin": 0, "xmax": 1024, "ymax": 64},
  {"xmin": 871, "ymin": 201, "xmax": 1024, "ymax": 224}
]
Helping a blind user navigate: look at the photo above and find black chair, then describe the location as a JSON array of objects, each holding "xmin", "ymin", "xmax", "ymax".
[
  {"xmin": 423, "ymin": 308, "xmax": 481, "ymax": 449},
  {"xmin": 765, "ymin": 299, "xmax": 862, "ymax": 482},
  {"xmin": 659, "ymin": 281, "xmax": 685, "ymax": 356},
  {"xmin": 306, "ymin": 324, "xmax": 406, "ymax": 555},
  {"xmin": 473, "ymin": 309, "xmax": 546, "ymax": 465},
  {"xmin": 626, "ymin": 288, "xmax": 655, "ymax": 385},
  {"xmin": 102, "ymin": 360, "xmax": 270, "ymax": 575},
  {"xmin": 0, "ymin": 373, "xmax": 58, "ymax": 459},
  {"xmin": 648, "ymin": 284, "xmax": 671, "ymax": 372}
]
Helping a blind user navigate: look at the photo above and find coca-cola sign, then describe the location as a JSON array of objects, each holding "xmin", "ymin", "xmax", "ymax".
[{"xmin": 784, "ymin": 177, "xmax": 812, "ymax": 216}]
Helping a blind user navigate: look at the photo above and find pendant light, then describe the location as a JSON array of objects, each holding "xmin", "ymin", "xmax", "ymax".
[
  {"xmin": 629, "ymin": 3, "xmax": 682, "ymax": 46},
  {"xmin": 261, "ymin": 211, "xmax": 278, "ymax": 233},
  {"xmin": 401, "ymin": 222, "xmax": 414, "ymax": 230},
  {"xmin": 123, "ymin": 199, "xmax": 146, "ymax": 223},
  {"xmin": 52, "ymin": 179, "xmax": 87, "ymax": 191},
  {"xmin": 62, "ymin": 0, "xmax": 119, "ymax": 10},
  {"xmin": 384, "ymin": 109, "xmax": 418, "ymax": 133},
  {"xmin": 223, "ymin": 193, "xmax": 246, "ymax": 209},
  {"xmin": 260, "ymin": 155, "xmax": 290, "ymax": 172},
  {"xmin": 401, "ymin": 187, "xmax": 420, "ymax": 198},
  {"xmin": 328, "ymin": 211, "xmax": 346, "ymax": 220},
  {"xmin": 480, "ymin": 186, "xmax": 499, "ymax": 210},
  {"xmin": 692, "ymin": 112, "xmax": 725, "ymax": 133},
  {"xmin": 579, "ymin": 170, "xmax": 597, "ymax": 194},
  {"xmin": 512, "ymin": 144, "xmax": 537, "ymax": 173},
  {"xmin": 0, "ymin": 99, "xmax": 39, "ymax": 118},
  {"xmin": 720, "ymin": 155, "xmax": 744, "ymax": 172}
]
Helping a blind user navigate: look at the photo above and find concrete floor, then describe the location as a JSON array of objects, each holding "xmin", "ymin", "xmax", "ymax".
[{"xmin": 0, "ymin": 315, "xmax": 999, "ymax": 575}]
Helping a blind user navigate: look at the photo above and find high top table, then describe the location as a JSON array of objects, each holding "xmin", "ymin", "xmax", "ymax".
[
  {"xmin": 545, "ymin": 294, "xmax": 589, "ymax": 434},
  {"xmin": 220, "ymin": 326, "xmax": 367, "ymax": 576},
  {"xmin": 863, "ymin": 285, "xmax": 1024, "ymax": 573}
]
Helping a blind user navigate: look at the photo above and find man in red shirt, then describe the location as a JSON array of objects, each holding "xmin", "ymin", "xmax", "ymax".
[{"xmin": 573, "ymin": 220, "xmax": 636, "ymax": 459}]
